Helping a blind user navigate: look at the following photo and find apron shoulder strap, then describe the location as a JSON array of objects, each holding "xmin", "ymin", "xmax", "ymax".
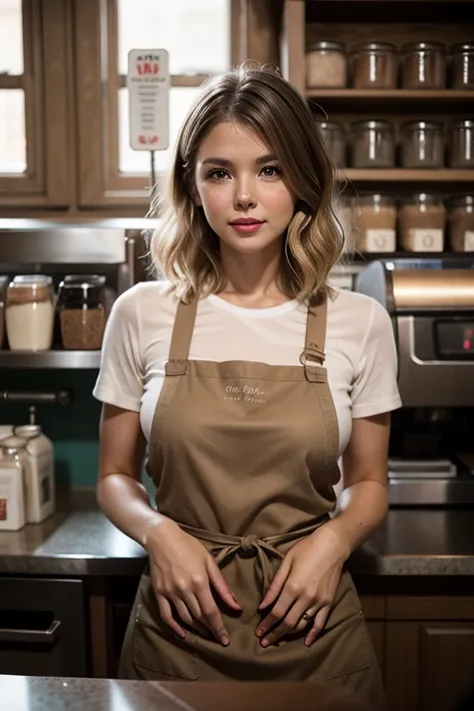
[
  {"xmin": 168, "ymin": 297, "xmax": 198, "ymax": 365},
  {"xmin": 303, "ymin": 295, "xmax": 328, "ymax": 365}
]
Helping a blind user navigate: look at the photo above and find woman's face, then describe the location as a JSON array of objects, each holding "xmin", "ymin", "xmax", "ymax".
[{"xmin": 193, "ymin": 122, "xmax": 296, "ymax": 256}]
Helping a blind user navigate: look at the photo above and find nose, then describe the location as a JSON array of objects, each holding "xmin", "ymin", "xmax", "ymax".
[{"xmin": 234, "ymin": 178, "xmax": 257, "ymax": 210}]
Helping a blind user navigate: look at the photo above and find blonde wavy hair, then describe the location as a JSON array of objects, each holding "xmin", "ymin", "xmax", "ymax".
[{"xmin": 149, "ymin": 62, "xmax": 344, "ymax": 303}]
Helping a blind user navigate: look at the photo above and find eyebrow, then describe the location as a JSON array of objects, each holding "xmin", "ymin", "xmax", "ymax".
[{"xmin": 201, "ymin": 153, "xmax": 278, "ymax": 167}]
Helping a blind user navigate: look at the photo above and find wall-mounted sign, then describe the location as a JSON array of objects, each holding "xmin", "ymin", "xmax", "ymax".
[{"xmin": 127, "ymin": 49, "xmax": 170, "ymax": 151}]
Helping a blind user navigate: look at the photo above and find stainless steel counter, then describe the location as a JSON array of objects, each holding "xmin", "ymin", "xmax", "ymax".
[{"xmin": 0, "ymin": 493, "xmax": 473, "ymax": 576}]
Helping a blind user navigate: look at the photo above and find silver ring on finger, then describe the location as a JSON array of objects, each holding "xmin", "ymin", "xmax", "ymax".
[{"xmin": 302, "ymin": 610, "xmax": 314, "ymax": 621}]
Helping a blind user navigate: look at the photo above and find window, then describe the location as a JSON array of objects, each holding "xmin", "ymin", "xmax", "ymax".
[
  {"xmin": 0, "ymin": 0, "xmax": 26, "ymax": 173},
  {"xmin": 0, "ymin": 0, "xmax": 71, "ymax": 208},
  {"xmin": 75, "ymin": 0, "xmax": 235, "ymax": 207},
  {"xmin": 117, "ymin": 0, "xmax": 231, "ymax": 175}
]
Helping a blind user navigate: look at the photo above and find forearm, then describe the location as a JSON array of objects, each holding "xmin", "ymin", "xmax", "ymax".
[
  {"xmin": 97, "ymin": 474, "xmax": 174, "ymax": 549},
  {"xmin": 325, "ymin": 480, "xmax": 389, "ymax": 560}
]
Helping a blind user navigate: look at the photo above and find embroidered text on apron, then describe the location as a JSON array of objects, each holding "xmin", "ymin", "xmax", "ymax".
[{"xmin": 119, "ymin": 294, "xmax": 386, "ymax": 710}]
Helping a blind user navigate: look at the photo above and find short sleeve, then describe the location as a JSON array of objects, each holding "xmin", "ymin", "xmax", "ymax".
[
  {"xmin": 92, "ymin": 287, "xmax": 144, "ymax": 412},
  {"xmin": 351, "ymin": 299, "xmax": 402, "ymax": 419}
]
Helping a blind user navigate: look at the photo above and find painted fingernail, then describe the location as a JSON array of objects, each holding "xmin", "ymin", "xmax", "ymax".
[
  {"xmin": 220, "ymin": 635, "xmax": 230, "ymax": 646},
  {"xmin": 256, "ymin": 628, "xmax": 264, "ymax": 637},
  {"xmin": 261, "ymin": 638, "xmax": 269, "ymax": 647}
]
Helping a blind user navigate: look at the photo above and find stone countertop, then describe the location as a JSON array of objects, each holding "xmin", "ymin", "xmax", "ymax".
[
  {"xmin": 0, "ymin": 492, "xmax": 473, "ymax": 576},
  {"xmin": 0, "ymin": 676, "xmax": 369, "ymax": 711}
]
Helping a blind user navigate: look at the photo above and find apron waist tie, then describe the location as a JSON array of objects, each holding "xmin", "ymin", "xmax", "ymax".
[{"xmin": 178, "ymin": 514, "xmax": 330, "ymax": 596}]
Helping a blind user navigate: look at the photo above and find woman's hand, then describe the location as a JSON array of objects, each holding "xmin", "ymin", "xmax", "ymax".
[
  {"xmin": 146, "ymin": 518, "xmax": 242, "ymax": 646},
  {"xmin": 255, "ymin": 523, "xmax": 349, "ymax": 647}
]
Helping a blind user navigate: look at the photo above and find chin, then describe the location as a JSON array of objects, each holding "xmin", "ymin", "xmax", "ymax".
[{"xmin": 218, "ymin": 230, "xmax": 284, "ymax": 254}]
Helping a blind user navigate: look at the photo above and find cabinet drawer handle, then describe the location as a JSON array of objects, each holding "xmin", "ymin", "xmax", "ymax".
[{"xmin": 0, "ymin": 619, "xmax": 62, "ymax": 645}]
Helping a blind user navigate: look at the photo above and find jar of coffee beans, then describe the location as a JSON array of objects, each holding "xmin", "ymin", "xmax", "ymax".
[{"xmin": 57, "ymin": 275, "xmax": 107, "ymax": 350}]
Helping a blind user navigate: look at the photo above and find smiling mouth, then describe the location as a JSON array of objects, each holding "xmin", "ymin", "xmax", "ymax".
[{"xmin": 229, "ymin": 219, "xmax": 265, "ymax": 225}]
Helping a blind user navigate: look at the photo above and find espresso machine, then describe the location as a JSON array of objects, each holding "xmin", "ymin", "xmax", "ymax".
[{"xmin": 355, "ymin": 259, "xmax": 474, "ymax": 505}]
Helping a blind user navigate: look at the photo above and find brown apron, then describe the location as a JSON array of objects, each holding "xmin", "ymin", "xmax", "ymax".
[{"xmin": 118, "ymin": 295, "xmax": 386, "ymax": 710}]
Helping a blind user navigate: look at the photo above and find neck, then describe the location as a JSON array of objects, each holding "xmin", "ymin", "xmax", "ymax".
[{"xmin": 219, "ymin": 241, "xmax": 286, "ymax": 302}]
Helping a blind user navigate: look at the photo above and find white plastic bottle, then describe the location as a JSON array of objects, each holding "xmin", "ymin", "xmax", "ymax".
[
  {"xmin": 14, "ymin": 424, "xmax": 55, "ymax": 523},
  {"xmin": 0, "ymin": 436, "xmax": 27, "ymax": 531}
]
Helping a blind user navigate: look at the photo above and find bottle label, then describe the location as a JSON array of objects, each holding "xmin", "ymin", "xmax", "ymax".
[
  {"xmin": 366, "ymin": 229, "xmax": 396, "ymax": 252},
  {"xmin": 0, "ymin": 498, "xmax": 6, "ymax": 521},
  {"xmin": 465, "ymin": 231, "xmax": 474, "ymax": 251},
  {"xmin": 408, "ymin": 229, "xmax": 443, "ymax": 252}
]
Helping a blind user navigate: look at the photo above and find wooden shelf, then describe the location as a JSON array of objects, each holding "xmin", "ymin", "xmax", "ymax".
[
  {"xmin": 307, "ymin": 89, "xmax": 474, "ymax": 101},
  {"xmin": 353, "ymin": 251, "xmax": 474, "ymax": 261},
  {"xmin": 339, "ymin": 169, "xmax": 474, "ymax": 182}
]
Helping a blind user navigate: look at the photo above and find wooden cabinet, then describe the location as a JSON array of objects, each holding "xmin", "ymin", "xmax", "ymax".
[
  {"xmin": 385, "ymin": 597, "xmax": 474, "ymax": 711},
  {"xmin": 360, "ymin": 594, "xmax": 386, "ymax": 676}
]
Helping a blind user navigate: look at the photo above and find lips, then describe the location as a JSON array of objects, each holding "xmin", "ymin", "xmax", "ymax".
[{"xmin": 229, "ymin": 218, "xmax": 264, "ymax": 225}]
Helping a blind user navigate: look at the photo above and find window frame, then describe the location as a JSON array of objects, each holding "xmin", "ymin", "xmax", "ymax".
[
  {"xmin": 74, "ymin": 0, "xmax": 261, "ymax": 208},
  {"xmin": 0, "ymin": 0, "xmax": 74, "ymax": 207}
]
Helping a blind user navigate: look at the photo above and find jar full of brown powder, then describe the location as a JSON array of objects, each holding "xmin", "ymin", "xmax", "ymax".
[
  {"xmin": 448, "ymin": 195, "xmax": 474, "ymax": 252},
  {"xmin": 401, "ymin": 42, "xmax": 446, "ymax": 89},
  {"xmin": 354, "ymin": 195, "xmax": 397, "ymax": 252},
  {"xmin": 350, "ymin": 42, "xmax": 398, "ymax": 89},
  {"xmin": 399, "ymin": 194, "xmax": 446, "ymax": 252},
  {"xmin": 57, "ymin": 275, "xmax": 107, "ymax": 350},
  {"xmin": 450, "ymin": 42, "xmax": 474, "ymax": 89}
]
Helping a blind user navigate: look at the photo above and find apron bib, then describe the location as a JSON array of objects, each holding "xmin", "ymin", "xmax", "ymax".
[{"xmin": 118, "ymin": 294, "xmax": 386, "ymax": 710}]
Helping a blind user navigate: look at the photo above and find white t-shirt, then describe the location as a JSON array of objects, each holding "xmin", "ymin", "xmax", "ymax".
[{"xmin": 92, "ymin": 281, "xmax": 402, "ymax": 457}]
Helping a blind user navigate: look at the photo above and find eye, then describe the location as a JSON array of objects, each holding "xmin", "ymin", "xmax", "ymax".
[
  {"xmin": 206, "ymin": 169, "xmax": 230, "ymax": 180},
  {"xmin": 260, "ymin": 165, "xmax": 282, "ymax": 178}
]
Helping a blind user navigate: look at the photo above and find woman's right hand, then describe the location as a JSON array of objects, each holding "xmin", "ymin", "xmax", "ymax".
[{"xmin": 145, "ymin": 517, "xmax": 242, "ymax": 646}]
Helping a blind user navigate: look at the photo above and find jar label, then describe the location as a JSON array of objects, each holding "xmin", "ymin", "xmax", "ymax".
[
  {"xmin": 409, "ymin": 229, "xmax": 443, "ymax": 252},
  {"xmin": 366, "ymin": 229, "xmax": 396, "ymax": 252},
  {"xmin": 465, "ymin": 231, "xmax": 474, "ymax": 251}
]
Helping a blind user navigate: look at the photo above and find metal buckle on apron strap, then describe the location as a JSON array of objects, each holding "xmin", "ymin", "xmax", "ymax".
[{"xmin": 300, "ymin": 344, "xmax": 326, "ymax": 383}]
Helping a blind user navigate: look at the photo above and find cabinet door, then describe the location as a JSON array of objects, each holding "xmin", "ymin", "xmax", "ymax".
[
  {"xmin": 360, "ymin": 595, "xmax": 386, "ymax": 676},
  {"xmin": 385, "ymin": 621, "xmax": 474, "ymax": 711},
  {"xmin": 0, "ymin": 577, "xmax": 87, "ymax": 677}
]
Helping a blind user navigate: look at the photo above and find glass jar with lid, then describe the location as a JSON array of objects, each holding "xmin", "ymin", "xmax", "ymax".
[
  {"xmin": 306, "ymin": 41, "xmax": 347, "ymax": 88},
  {"xmin": 399, "ymin": 194, "xmax": 446, "ymax": 252},
  {"xmin": 0, "ymin": 436, "xmax": 27, "ymax": 531},
  {"xmin": 351, "ymin": 120, "xmax": 395, "ymax": 168},
  {"xmin": 448, "ymin": 195, "xmax": 474, "ymax": 252},
  {"xmin": 354, "ymin": 195, "xmax": 397, "ymax": 253},
  {"xmin": 448, "ymin": 120, "xmax": 474, "ymax": 169},
  {"xmin": 57, "ymin": 274, "xmax": 106, "ymax": 350},
  {"xmin": 5, "ymin": 275, "xmax": 55, "ymax": 351},
  {"xmin": 400, "ymin": 120, "xmax": 444, "ymax": 169},
  {"xmin": 401, "ymin": 42, "xmax": 446, "ymax": 89},
  {"xmin": 315, "ymin": 120, "xmax": 346, "ymax": 167},
  {"xmin": 450, "ymin": 42, "xmax": 474, "ymax": 89},
  {"xmin": 350, "ymin": 42, "xmax": 398, "ymax": 89}
]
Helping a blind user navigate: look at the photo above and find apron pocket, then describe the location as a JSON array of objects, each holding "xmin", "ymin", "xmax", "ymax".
[
  {"xmin": 312, "ymin": 575, "xmax": 371, "ymax": 681},
  {"xmin": 132, "ymin": 602, "xmax": 200, "ymax": 680}
]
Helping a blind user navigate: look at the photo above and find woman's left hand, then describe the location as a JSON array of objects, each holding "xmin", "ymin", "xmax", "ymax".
[{"xmin": 256, "ymin": 524, "xmax": 349, "ymax": 648}]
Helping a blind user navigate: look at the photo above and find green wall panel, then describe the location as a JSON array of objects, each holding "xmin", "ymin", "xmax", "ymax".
[{"xmin": 0, "ymin": 369, "xmax": 100, "ymax": 488}]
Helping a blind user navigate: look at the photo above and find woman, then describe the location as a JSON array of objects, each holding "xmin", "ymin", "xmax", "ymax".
[{"xmin": 93, "ymin": 63, "xmax": 401, "ymax": 709}]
